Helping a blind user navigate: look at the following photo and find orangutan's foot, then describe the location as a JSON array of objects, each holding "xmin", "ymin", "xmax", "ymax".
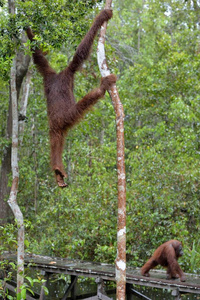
[{"xmin": 55, "ymin": 168, "xmax": 67, "ymax": 188}]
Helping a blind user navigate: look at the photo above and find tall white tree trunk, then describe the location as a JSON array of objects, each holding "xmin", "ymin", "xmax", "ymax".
[
  {"xmin": 19, "ymin": 69, "xmax": 31, "ymax": 142},
  {"xmin": 7, "ymin": 0, "xmax": 25, "ymax": 293},
  {"xmin": 97, "ymin": 1, "xmax": 126, "ymax": 299},
  {"xmin": 8, "ymin": 55, "xmax": 25, "ymax": 295}
]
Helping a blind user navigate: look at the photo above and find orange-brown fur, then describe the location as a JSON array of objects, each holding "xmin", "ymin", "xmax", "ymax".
[
  {"xmin": 141, "ymin": 240, "xmax": 186, "ymax": 282},
  {"xmin": 26, "ymin": 10, "xmax": 116, "ymax": 187}
]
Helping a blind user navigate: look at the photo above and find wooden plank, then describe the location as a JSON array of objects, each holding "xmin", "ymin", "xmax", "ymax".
[{"xmin": 2, "ymin": 253, "xmax": 200, "ymax": 296}]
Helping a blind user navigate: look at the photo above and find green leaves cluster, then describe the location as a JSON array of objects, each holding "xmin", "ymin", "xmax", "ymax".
[
  {"xmin": 0, "ymin": 223, "xmax": 48, "ymax": 299},
  {"xmin": 17, "ymin": 277, "xmax": 48, "ymax": 300}
]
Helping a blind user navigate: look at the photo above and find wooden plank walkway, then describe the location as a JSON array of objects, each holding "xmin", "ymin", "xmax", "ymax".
[{"xmin": 2, "ymin": 253, "xmax": 200, "ymax": 299}]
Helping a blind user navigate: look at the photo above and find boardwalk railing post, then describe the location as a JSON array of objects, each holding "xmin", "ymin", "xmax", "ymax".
[
  {"xmin": 172, "ymin": 288, "xmax": 182, "ymax": 300},
  {"xmin": 39, "ymin": 271, "xmax": 50, "ymax": 300}
]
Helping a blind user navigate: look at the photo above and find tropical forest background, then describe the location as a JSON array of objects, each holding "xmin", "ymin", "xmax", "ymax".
[{"xmin": 0, "ymin": 0, "xmax": 200, "ymax": 275}]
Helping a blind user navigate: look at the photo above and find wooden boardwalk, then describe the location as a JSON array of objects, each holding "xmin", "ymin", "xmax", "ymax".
[{"xmin": 2, "ymin": 253, "xmax": 200, "ymax": 299}]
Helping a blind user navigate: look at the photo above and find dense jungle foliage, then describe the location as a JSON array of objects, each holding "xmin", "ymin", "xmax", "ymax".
[{"xmin": 0, "ymin": 0, "xmax": 200, "ymax": 276}]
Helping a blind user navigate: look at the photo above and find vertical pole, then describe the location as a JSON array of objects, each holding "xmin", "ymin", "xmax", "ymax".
[
  {"xmin": 172, "ymin": 289, "xmax": 181, "ymax": 300},
  {"xmin": 111, "ymin": 87, "xmax": 126, "ymax": 300},
  {"xmin": 97, "ymin": 1, "xmax": 126, "ymax": 299},
  {"xmin": 8, "ymin": 0, "xmax": 25, "ymax": 294},
  {"xmin": 71, "ymin": 275, "xmax": 77, "ymax": 300},
  {"xmin": 8, "ymin": 54, "xmax": 25, "ymax": 295}
]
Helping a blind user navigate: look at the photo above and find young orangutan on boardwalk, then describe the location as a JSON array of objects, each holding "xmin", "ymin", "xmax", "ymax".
[{"xmin": 26, "ymin": 9, "xmax": 116, "ymax": 187}]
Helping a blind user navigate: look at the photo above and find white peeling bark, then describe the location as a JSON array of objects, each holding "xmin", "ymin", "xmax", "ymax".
[
  {"xmin": 8, "ymin": 55, "xmax": 24, "ymax": 295},
  {"xmin": 97, "ymin": 1, "xmax": 126, "ymax": 299},
  {"xmin": 19, "ymin": 69, "xmax": 31, "ymax": 142}
]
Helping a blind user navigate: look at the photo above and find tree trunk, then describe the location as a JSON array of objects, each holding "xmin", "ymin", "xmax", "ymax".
[
  {"xmin": 97, "ymin": 1, "xmax": 126, "ymax": 299},
  {"xmin": 31, "ymin": 118, "xmax": 39, "ymax": 213},
  {"xmin": 8, "ymin": 54, "xmax": 25, "ymax": 296},
  {"xmin": 0, "ymin": 93, "xmax": 12, "ymax": 225},
  {"xmin": 19, "ymin": 69, "xmax": 31, "ymax": 142},
  {"xmin": 0, "ymin": 11, "xmax": 31, "ymax": 224}
]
